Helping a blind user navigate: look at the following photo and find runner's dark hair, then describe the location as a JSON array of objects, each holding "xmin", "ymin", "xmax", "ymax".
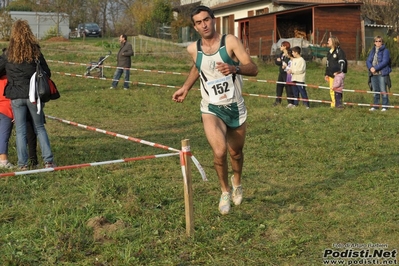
[{"xmin": 190, "ymin": 6, "xmax": 215, "ymax": 24}]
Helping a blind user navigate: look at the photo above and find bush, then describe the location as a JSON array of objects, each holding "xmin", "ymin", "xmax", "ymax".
[
  {"xmin": 42, "ymin": 26, "xmax": 62, "ymax": 40},
  {"xmin": 384, "ymin": 36, "xmax": 399, "ymax": 67}
]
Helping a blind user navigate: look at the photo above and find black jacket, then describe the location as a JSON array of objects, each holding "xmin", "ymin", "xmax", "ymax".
[
  {"xmin": 325, "ymin": 47, "xmax": 347, "ymax": 78},
  {"xmin": 0, "ymin": 52, "xmax": 51, "ymax": 100},
  {"xmin": 275, "ymin": 52, "xmax": 290, "ymax": 75}
]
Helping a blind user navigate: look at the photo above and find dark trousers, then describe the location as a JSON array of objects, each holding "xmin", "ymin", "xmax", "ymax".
[
  {"xmin": 286, "ymin": 85, "xmax": 294, "ymax": 105},
  {"xmin": 275, "ymin": 72, "xmax": 294, "ymax": 104},
  {"xmin": 275, "ymin": 72, "xmax": 287, "ymax": 104},
  {"xmin": 334, "ymin": 92, "xmax": 343, "ymax": 107}
]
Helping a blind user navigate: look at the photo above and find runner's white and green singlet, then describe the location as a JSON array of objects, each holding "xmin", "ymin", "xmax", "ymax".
[{"xmin": 195, "ymin": 34, "xmax": 247, "ymax": 128}]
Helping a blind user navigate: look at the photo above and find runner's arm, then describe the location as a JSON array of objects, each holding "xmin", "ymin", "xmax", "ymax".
[
  {"xmin": 172, "ymin": 64, "xmax": 199, "ymax": 103},
  {"xmin": 215, "ymin": 34, "xmax": 258, "ymax": 76}
]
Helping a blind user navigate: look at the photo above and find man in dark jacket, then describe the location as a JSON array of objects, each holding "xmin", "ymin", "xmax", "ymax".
[{"xmin": 110, "ymin": 34, "xmax": 133, "ymax": 90}]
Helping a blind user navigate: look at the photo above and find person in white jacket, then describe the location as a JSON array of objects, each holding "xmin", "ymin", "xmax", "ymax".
[{"xmin": 287, "ymin": 46, "xmax": 309, "ymax": 108}]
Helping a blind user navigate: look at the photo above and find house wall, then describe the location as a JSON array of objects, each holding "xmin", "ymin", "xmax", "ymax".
[
  {"xmin": 313, "ymin": 6, "xmax": 362, "ymax": 60},
  {"xmin": 237, "ymin": 4, "xmax": 362, "ymax": 60},
  {"xmin": 247, "ymin": 15, "xmax": 275, "ymax": 57},
  {"xmin": 10, "ymin": 11, "xmax": 70, "ymax": 39},
  {"xmin": 214, "ymin": 2, "xmax": 274, "ymax": 37},
  {"xmin": 213, "ymin": 1, "xmax": 292, "ymax": 38}
]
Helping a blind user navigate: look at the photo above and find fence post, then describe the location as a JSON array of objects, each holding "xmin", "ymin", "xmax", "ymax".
[
  {"xmin": 181, "ymin": 139, "xmax": 194, "ymax": 236},
  {"xmin": 133, "ymin": 36, "xmax": 136, "ymax": 57},
  {"xmin": 356, "ymin": 29, "xmax": 359, "ymax": 61}
]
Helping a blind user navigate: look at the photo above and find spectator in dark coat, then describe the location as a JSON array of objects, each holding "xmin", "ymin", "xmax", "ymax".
[
  {"xmin": 110, "ymin": 34, "xmax": 134, "ymax": 90},
  {"xmin": 273, "ymin": 41, "xmax": 294, "ymax": 106}
]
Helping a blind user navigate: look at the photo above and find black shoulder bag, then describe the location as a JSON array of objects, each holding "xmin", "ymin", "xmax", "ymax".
[{"xmin": 35, "ymin": 59, "xmax": 51, "ymax": 103}]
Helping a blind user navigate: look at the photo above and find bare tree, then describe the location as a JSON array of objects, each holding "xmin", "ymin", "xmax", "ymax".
[
  {"xmin": 107, "ymin": 0, "xmax": 135, "ymax": 36},
  {"xmin": 362, "ymin": 0, "xmax": 399, "ymax": 34}
]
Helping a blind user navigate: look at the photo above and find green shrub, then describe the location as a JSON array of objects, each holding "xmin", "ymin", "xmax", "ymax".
[
  {"xmin": 97, "ymin": 41, "xmax": 119, "ymax": 49},
  {"xmin": 42, "ymin": 26, "xmax": 62, "ymax": 40},
  {"xmin": 384, "ymin": 36, "xmax": 399, "ymax": 67}
]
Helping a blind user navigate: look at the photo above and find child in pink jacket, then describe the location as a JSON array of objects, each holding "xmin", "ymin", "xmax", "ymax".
[{"xmin": 331, "ymin": 65, "xmax": 345, "ymax": 108}]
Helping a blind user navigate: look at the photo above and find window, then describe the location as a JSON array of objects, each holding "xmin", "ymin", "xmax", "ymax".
[
  {"xmin": 221, "ymin": 15, "xmax": 235, "ymax": 35},
  {"xmin": 256, "ymin": 8, "xmax": 268, "ymax": 16},
  {"xmin": 222, "ymin": 16, "xmax": 229, "ymax": 34}
]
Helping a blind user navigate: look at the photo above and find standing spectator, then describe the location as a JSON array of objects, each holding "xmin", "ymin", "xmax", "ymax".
[
  {"xmin": 287, "ymin": 46, "xmax": 309, "ymax": 108},
  {"xmin": 331, "ymin": 65, "xmax": 345, "ymax": 108},
  {"xmin": 110, "ymin": 34, "xmax": 134, "ymax": 90},
  {"xmin": 0, "ymin": 74, "xmax": 14, "ymax": 168},
  {"xmin": 1, "ymin": 47, "xmax": 40, "ymax": 169},
  {"xmin": 325, "ymin": 36, "xmax": 347, "ymax": 108},
  {"xmin": 366, "ymin": 36, "xmax": 391, "ymax": 111},
  {"xmin": 273, "ymin": 41, "xmax": 293, "ymax": 106},
  {"xmin": 0, "ymin": 19, "xmax": 55, "ymax": 170},
  {"xmin": 284, "ymin": 49, "xmax": 295, "ymax": 108},
  {"xmin": 172, "ymin": 5, "xmax": 258, "ymax": 215}
]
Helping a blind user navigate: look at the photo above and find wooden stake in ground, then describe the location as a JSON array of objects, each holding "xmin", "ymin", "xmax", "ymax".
[{"xmin": 181, "ymin": 139, "xmax": 194, "ymax": 236}]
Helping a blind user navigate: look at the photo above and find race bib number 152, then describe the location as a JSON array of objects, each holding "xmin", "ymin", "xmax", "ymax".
[{"xmin": 206, "ymin": 75, "xmax": 234, "ymax": 104}]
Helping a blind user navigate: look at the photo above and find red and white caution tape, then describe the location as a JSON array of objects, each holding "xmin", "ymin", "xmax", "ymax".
[
  {"xmin": 48, "ymin": 60, "xmax": 397, "ymax": 98},
  {"xmin": 45, "ymin": 115, "xmax": 208, "ymax": 181},
  {"xmin": 52, "ymin": 69, "xmax": 398, "ymax": 108},
  {"xmin": 46, "ymin": 115, "xmax": 180, "ymax": 152},
  {"xmin": 242, "ymin": 93, "xmax": 396, "ymax": 109},
  {"xmin": 47, "ymin": 59, "xmax": 188, "ymax": 76},
  {"xmin": 179, "ymin": 145, "xmax": 208, "ymax": 183},
  {"xmin": 0, "ymin": 153, "xmax": 179, "ymax": 178}
]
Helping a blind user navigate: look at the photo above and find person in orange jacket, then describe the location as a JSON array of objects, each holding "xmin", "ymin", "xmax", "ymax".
[{"xmin": 0, "ymin": 74, "xmax": 14, "ymax": 168}]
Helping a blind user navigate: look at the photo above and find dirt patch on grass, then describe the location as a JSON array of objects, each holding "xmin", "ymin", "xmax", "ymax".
[{"xmin": 86, "ymin": 216, "xmax": 127, "ymax": 243}]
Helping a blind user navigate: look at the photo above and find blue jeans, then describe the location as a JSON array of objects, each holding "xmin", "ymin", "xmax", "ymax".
[
  {"xmin": 292, "ymin": 82, "xmax": 310, "ymax": 107},
  {"xmin": 11, "ymin": 99, "xmax": 53, "ymax": 167},
  {"xmin": 371, "ymin": 75, "xmax": 389, "ymax": 108},
  {"xmin": 111, "ymin": 68, "xmax": 130, "ymax": 89},
  {"xmin": 0, "ymin": 113, "xmax": 13, "ymax": 154}
]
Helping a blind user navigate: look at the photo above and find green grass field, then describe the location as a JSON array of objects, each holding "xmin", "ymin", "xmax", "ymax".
[{"xmin": 0, "ymin": 37, "xmax": 398, "ymax": 265}]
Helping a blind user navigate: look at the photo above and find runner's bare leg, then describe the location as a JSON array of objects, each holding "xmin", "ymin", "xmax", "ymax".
[
  {"xmin": 202, "ymin": 113, "xmax": 229, "ymax": 192},
  {"xmin": 227, "ymin": 122, "xmax": 246, "ymax": 186}
]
